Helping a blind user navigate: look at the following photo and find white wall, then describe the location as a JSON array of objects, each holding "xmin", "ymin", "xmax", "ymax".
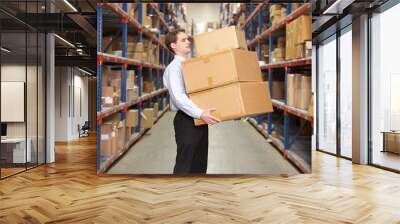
[
  {"xmin": 186, "ymin": 3, "xmax": 220, "ymax": 34},
  {"xmin": 55, "ymin": 67, "xmax": 89, "ymax": 141}
]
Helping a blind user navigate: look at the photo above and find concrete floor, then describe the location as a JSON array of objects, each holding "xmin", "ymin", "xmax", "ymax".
[{"xmin": 108, "ymin": 112, "xmax": 299, "ymax": 175}]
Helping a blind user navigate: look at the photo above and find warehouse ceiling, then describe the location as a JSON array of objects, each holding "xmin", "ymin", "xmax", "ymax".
[
  {"xmin": 0, "ymin": 0, "xmax": 96, "ymax": 75},
  {"xmin": 312, "ymin": 0, "xmax": 390, "ymax": 41}
]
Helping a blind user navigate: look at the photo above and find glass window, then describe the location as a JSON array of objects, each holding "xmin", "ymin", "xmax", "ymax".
[
  {"xmin": 0, "ymin": 0, "xmax": 46, "ymax": 179},
  {"xmin": 370, "ymin": 3, "xmax": 400, "ymax": 171},
  {"xmin": 339, "ymin": 27, "xmax": 352, "ymax": 158},
  {"xmin": 317, "ymin": 35, "xmax": 337, "ymax": 155}
]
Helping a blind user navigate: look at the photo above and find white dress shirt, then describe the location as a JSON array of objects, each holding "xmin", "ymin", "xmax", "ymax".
[{"xmin": 163, "ymin": 55, "xmax": 203, "ymax": 119}]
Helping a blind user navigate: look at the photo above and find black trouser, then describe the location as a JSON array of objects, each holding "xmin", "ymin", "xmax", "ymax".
[{"xmin": 173, "ymin": 110, "xmax": 208, "ymax": 174}]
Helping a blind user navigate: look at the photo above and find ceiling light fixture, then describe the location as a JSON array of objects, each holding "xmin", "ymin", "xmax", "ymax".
[
  {"xmin": 54, "ymin": 34, "xmax": 75, "ymax": 48},
  {"xmin": 1, "ymin": 47, "xmax": 11, "ymax": 53},
  {"xmin": 63, "ymin": 0, "xmax": 78, "ymax": 12}
]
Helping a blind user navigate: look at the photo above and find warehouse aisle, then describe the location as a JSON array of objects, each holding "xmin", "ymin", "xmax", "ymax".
[{"xmin": 108, "ymin": 112, "xmax": 299, "ymax": 175}]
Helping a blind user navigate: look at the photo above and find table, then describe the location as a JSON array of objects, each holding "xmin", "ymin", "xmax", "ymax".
[{"xmin": 1, "ymin": 138, "xmax": 32, "ymax": 164}]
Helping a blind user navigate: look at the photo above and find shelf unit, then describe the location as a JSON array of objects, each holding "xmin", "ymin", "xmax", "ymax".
[
  {"xmin": 97, "ymin": 2, "xmax": 174, "ymax": 173},
  {"xmin": 236, "ymin": 2, "xmax": 312, "ymax": 171}
]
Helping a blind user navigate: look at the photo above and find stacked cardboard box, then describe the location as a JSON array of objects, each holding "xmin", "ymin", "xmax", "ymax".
[
  {"xmin": 143, "ymin": 80, "xmax": 155, "ymax": 93},
  {"xmin": 102, "ymin": 70, "xmax": 121, "ymax": 108},
  {"xmin": 287, "ymin": 74, "xmax": 311, "ymax": 110},
  {"xmin": 125, "ymin": 108, "xmax": 155, "ymax": 129},
  {"xmin": 308, "ymin": 95, "xmax": 314, "ymax": 117},
  {"xmin": 184, "ymin": 26, "xmax": 273, "ymax": 126},
  {"xmin": 141, "ymin": 108, "xmax": 155, "ymax": 129},
  {"xmin": 193, "ymin": 26, "xmax": 247, "ymax": 56},
  {"xmin": 267, "ymin": 81, "xmax": 285, "ymax": 99},
  {"xmin": 285, "ymin": 15, "xmax": 312, "ymax": 60},
  {"xmin": 126, "ymin": 70, "xmax": 139, "ymax": 103},
  {"xmin": 272, "ymin": 37, "xmax": 285, "ymax": 62},
  {"xmin": 270, "ymin": 4, "xmax": 287, "ymax": 26},
  {"xmin": 101, "ymin": 114, "xmax": 124, "ymax": 158},
  {"xmin": 153, "ymin": 102, "xmax": 159, "ymax": 118}
]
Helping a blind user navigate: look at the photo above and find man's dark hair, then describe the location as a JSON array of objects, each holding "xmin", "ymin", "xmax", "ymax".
[{"xmin": 165, "ymin": 28, "xmax": 186, "ymax": 54}]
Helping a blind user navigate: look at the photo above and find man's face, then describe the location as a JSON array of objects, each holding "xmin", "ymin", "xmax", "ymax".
[{"xmin": 171, "ymin": 32, "xmax": 191, "ymax": 55}]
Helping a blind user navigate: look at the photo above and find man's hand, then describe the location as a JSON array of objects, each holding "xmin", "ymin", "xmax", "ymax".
[{"xmin": 200, "ymin": 108, "xmax": 221, "ymax": 125}]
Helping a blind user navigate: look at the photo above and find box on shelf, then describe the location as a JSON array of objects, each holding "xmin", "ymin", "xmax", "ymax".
[
  {"xmin": 295, "ymin": 15, "xmax": 312, "ymax": 45},
  {"xmin": 117, "ymin": 120, "xmax": 126, "ymax": 151},
  {"xmin": 295, "ymin": 41, "xmax": 312, "ymax": 58},
  {"xmin": 126, "ymin": 109, "xmax": 138, "ymax": 127},
  {"xmin": 126, "ymin": 86, "xmax": 139, "ymax": 103},
  {"xmin": 287, "ymin": 74, "xmax": 311, "ymax": 109},
  {"xmin": 102, "ymin": 86, "xmax": 114, "ymax": 98},
  {"xmin": 272, "ymin": 48, "xmax": 285, "ymax": 62},
  {"xmin": 191, "ymin": 82, "xmax": 273, "ymax": 126},
  {"xmin": 100, "ymin": 123, "xmax": 114, "ymax": 158},
  {"xmin": 287, "ymin": 74, "xmax": 297, "ymax": 107},
  {"xmin": 125, "ymin": 126, "xmax": 132, "ymax": 142},
  {"xmin": 141, "ymin": 108, "xmax": 154, "ymax": 129},
  {"xmin": 296, "ymin": 76, "xmax": 311, "ymax": 110},
  {"xmin": 110, "ymin": 130, "xmax": 117, "ymax": 156},
  {"xmin": 153, "ymin": 102, "xmax": 159, "ymax": 118},
  {"xmin": 143, "ymin": 81, "xmax": 155, "ymax": 93},
  {"xmin": 127, "ymin": 71, "xmax": 136, "ymax": 89},
  {"xmin": 308, "ymin": 95, "xmax": 314, "ymax": 117},
  {"xmin": 183, "ymin": 49, "xmax": 262, "ymax": 94},
  {"xmin": 194, "ymin": 26, "xmax": 248, "ymax": 56},
  {"xmin": 267, "ymin": 81, "xmax": 285, "ymax": 99}
]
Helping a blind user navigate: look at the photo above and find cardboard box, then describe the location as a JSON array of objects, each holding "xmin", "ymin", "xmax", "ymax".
[
  {"xmin": 287, "ymin": 74, "xmax": 296, "ymax": 107},
  {"xmin": 126, "ymin": 126, "xmax": 132, "ymax": 142},
  {"xmin": 127, "ymin": 86, "xmax": 138, "ymax": 103},
  {"xmin": 141, "ymin": 108, "xmax": 154, "ymax": 129},
  {"xmin": 153, "ymin": 102, "xmax": 159, "ymax": 118},
  {"xmin": 102, "ymin": 87, "xmax": 114, "ymax": 98},
  {"xmin": 143, "ymin": 81, "xmax": 154, "ymax": 93},
  {"xmin": 267, "ymin": 81, "xmax": 285, "ymax": 99},
  {"xmin": 295, "ymin": 15, "xmax": 312, "ymax": 44},
  {"xmin": 190, "ymin": 82, "xmax": 273, "ymax": 126},
  {"xmin": 100, "ymin": 123, "xmax": 113, "ymax": 158},
  {"xmin": 194, "ymin": 26, "xmax": 248, "ymax": 56},
  {"xmin": 308, "ymin": 95, "xmax": 314, "ymax": 117},
  {"xmin": 297, "ymin": 89, "xmax": 311, "ymax": 110},
  {"xmin": 117, "ymin": 121, "xmax": 126, "ymax": 151},
  {"xmin": 110, "ymin": 131, "xmax": 117, "ymax": 155},
  {"xmin": 182, "ymin": 49, "xmax": 263, "ymax": 93},
  {"xmin": 126, "ymin": 109, "xmax": 138, "ymax": 127}
]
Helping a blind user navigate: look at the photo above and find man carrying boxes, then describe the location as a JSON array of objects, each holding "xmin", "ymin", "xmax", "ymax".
[
  {"xmin": 163, "ymin": 29, "xmax": 220, "ymax": 175},
  {"xmin": 164, "ymin": 26, "xmax": 273, "ymax": 175}
]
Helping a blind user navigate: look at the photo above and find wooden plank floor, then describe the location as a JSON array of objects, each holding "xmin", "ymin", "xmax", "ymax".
[{"xmin": 1, "ymin": 135, "xmax": 400, "ymax": 223}]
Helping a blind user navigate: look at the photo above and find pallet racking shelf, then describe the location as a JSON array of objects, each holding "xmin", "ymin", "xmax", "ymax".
[
  {"xmin": 232, "ymin": 2, "xmax": 312, "ymax": 172},
  {"xmin": 99, "ymin": 104, "xmax": 170, "ymax": 173},
  {"xmin": 97, "ymin": 2, "xmax": 174, "ymax": 173},
  {"xmin": 247, "ymin": 3, "xmax": 312, "ymax": 47},
  {"xmin": 260, "ymin": 57, "xmax": 311, "ymax": 70}
]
